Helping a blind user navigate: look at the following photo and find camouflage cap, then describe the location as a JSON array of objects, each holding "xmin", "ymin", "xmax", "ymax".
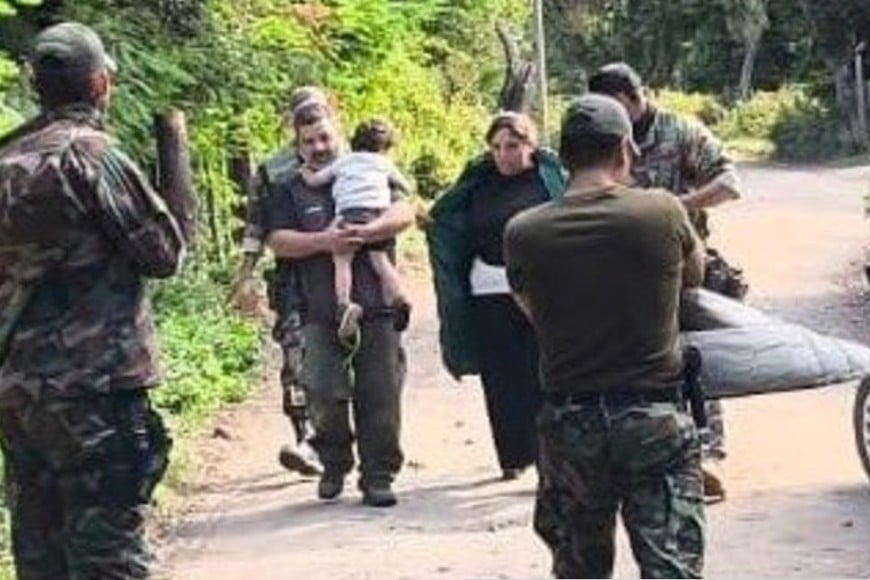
[
  {"xmin": 288, "ymin": 86, "xmax": 329, "ymax": 112},
  {"xmin": 283, "ymin": 85, "xmax": 332, "ymax": 127},
  {"xmin": 561, "ymin": 93, "xmax": 639, "ymax": 155},
  {"xmin": 31, "ymin": 22, "xmax": 116, "ymax": 75},
  {"xmin": 588, "ymin": 62, "xmax": 643, "ymax": 97}
]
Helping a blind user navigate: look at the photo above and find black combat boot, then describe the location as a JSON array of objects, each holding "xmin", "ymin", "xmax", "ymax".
[
  {"xmin": 318, "ymin": 472, "xmax": 345, "ymax": 500},
  {"xmin": 359, "ymin": 479, "xmax": 397, "ymax": 508}
]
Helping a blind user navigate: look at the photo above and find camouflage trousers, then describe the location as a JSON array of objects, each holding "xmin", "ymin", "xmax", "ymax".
[
  {"xmin": 535, "ymin": 397, "xmax": 705, "ymax": 579},
  {"xmin": 701, "ymin": 399, "xmax": 725, "ymax": 461},
  {"xmin": 0, "ymin": 390, "xmax": 171, "ymax": 580},
  {"xmin": 273, "ymin": 311, "xmax": 311, "ymax": 444}
]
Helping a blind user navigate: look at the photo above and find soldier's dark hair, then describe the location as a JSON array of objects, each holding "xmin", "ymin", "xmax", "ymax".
[
  {"xmin": 588, "ymin": 63, "xmax": 644, "ymax": 102},
  {"xmin": 559, "ymin": 132, "xmax": 624, "ymax": 172},
  {"xmin": 33, "ymin": 64, "xmax": 96, "ymax": 109},
  {"xmin": 350, "ymin": 119, "xmax": 395, "ymax": 153},
  {"xmin": 291, "ymin": 101, "xmax": 330, "ymax": 130}
]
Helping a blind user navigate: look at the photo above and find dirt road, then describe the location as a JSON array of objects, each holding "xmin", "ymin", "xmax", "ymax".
[{"xmin": 160, "ymin": 164, "xmax": 870, "ymax": 578}]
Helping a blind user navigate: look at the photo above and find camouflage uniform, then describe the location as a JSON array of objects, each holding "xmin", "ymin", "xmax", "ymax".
[
  {"xmin": 534, "ymin": 399, "xmax": 704, "ymax": 578},
  {"xmin": 244, "ymin": 150, "xmax": 311, "ymax": 443},
  {"xmin": 632, "ymin": 107, "xmax": 733, "ymax": 461},
  {"xmin": 0, "ymin": 103, "xmax": 183, "ymax": 579}
]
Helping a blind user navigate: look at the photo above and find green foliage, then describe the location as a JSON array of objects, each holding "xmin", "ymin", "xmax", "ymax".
[
  {"xmin": 544, "ymin": 0, "xmax": 825, "ymax": 96},
  {"xmin": 769, "ymin": 96, "xmax": 862, "ymax": 162},
  {"xmin": 151, "ymin": 266, "xmax": 262, "ymax": 423},
  {"xmin": 715, "ymin": 87, "xmax": 804, "ymax": 140},
  {"xmin": 653, "ymin": 89, "xmax": 725, "ymax": 126},
  {"xmin": 653, "ymin": 86, "xmax": 861, "ymax": 162},
  {"xmin": 0, "ymin": 0, "xmax": 39, "ymax": 17}
]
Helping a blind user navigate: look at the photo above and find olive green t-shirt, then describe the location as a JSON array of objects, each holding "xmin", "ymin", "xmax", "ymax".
[{"xmin": 504, "ymin": 184, "xmax": 697, "ymax": 394}]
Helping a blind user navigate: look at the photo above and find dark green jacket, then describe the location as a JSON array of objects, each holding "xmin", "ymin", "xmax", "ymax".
[{"xmin": 426, "ymin": 149, "xmax": 567, "ymax": 379}]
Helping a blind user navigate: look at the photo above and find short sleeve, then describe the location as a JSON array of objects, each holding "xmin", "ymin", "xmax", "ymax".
[
  {"xmin": 241, "ymin": 166, "xmax": 269, "ymax": 254},
  {"xmin": 262, "ymin": 179, "xmax": 301, "ymax": 235}
]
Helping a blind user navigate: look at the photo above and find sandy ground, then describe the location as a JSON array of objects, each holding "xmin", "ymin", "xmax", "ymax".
[{"xmin": 158, "ymin": 164, "xmax": 870, "ymax": 579}]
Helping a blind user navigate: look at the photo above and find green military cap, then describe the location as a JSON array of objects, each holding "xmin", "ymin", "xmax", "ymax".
[
  {"xmin": 561, "ymin": 93, "xmax": 639, "ymax": 155},
  {"xmin": 31, "ymin": 22, "xmax": 116, "ymax": 75}
]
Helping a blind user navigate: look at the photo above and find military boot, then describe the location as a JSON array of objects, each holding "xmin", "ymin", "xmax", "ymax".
[
  {"xmin": 318, "ymin": 472, "xmax": 345, "ymax": 501},
  {"xmin": 359, "ymin": 479, "xmax": 397, "ymax": 508}
]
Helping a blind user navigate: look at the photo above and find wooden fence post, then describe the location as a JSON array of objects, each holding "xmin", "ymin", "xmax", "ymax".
[{"xmin": 154, "ymin": 109, "xmax": 197, "ymax": 247}]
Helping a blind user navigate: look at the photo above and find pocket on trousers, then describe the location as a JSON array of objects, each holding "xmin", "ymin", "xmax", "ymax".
[{"xmin": 615, "ymin": 404, "xmax": 700, "ymax": 474}]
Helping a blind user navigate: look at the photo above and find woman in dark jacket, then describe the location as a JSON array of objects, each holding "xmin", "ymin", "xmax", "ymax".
[{"xmin": 427, "ymin": 112, "xmax": 566, "ymax": 479}]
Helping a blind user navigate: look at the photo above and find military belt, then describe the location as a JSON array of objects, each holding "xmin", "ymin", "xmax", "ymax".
[{"xmin": 545, "ymin": 387, "xmax": 682, "ymax": 408}]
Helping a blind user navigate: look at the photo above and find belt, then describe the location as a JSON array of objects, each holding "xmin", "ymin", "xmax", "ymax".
[{"xmin": 545, "ymin": 388, "xmax": 682, "ymax": 407}]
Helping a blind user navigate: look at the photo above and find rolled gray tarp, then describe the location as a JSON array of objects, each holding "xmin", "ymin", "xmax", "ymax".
[{"xmin": 680, "ymin": 289, "xmax": 870, "ymax": 399}]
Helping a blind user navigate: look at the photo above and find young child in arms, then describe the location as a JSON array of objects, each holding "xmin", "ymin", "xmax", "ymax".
[{"xmin": 300, "ymin": 118, "xmax": 412, "ymax": 342}]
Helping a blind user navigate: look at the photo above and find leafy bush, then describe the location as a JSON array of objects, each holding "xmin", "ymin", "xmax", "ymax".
[
  {"xmin": 653, "ymin": 89, "xmax": 725, "ymax": 127},
  {"xmin": 654, "ymin": 86, "xmax": 861, "ymax": 163},
  {"xmin": 769, "ymin": 95, "xmax": 863, "ymax": 162},
  {"xmin": 151, "ymin": 265, "xmax": 262, "ymax": 424},
  {"xmin": 715, "ymin": 87, "xmax": 803, "ymax": 142}
]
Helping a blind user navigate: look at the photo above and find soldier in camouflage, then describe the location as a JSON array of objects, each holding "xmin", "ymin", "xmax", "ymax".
[
  {"xmin": 589, "ymin": 62, "xmax": 745, "ymax": 502},
  {"xmin": 504, "ymin": 94, "xmax": 706, "ymax": 578},
  {"xmin": 228, "ymin": 87, "xmax": 333, "ymax": 477},
  {"xmin": 0, "ymin": 22, "xmax": 188, "ymax": 579}
]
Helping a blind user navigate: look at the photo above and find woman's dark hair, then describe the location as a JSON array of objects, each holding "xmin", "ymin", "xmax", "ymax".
[
  {"xmin": 485, "ymin": 111, "xmax": 539, "ymax": 147},
  {"xmin": 350, "ymin": 118, "xmax": 395, "ymax": 153}
]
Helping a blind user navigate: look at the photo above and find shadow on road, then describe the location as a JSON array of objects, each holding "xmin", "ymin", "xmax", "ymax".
[{"xmin": 173, "ymin": 474, "xmax": 539, "ymax": 546}]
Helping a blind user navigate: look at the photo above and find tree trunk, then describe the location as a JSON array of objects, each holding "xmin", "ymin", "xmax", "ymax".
[
  {"xmin": 833, "ymin": 63, "xmax": 862, "ymax": 144},
  {"xmin": 154, "ymin": 109, "xmax": 197, "ymax": 246},
  {"xmin": 738, "ymin": 36, "xmax": 761, "ymax": 101},
  {"xmin": 496, "ymin": 23, "xmax": 534, "ymax": 112}
]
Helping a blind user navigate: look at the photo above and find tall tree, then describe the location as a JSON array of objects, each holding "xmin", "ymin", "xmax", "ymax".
[
  {"xmin": 724, "ymin": 0, "xmax": 768, "ymax": 101},
  {"xmin": 799, "ymin": 0, "xmax": 870, "ymax": 142}
]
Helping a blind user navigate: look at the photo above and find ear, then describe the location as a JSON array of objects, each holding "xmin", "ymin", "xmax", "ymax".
[
  {"xmin": 88, "ymin": 69, "xmax": 111, "ymax": 101},
  {"xmin": 614, "ymin": 138, "xmax": 633, "ymax": 176}
]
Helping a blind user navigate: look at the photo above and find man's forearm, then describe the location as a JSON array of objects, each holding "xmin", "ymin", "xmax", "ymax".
[
  {"xmin": 681, "ymin": 172, "xmax": 742, "ymax": 211},
  {"xmin": 267, "ymin": 229, "xmax": 332, "ymax": 259},
  {"xmin": 361, "ymin": 199, "xmax": 414, "ymax": 243},
  {"xmin": 302, "ymin": 167, "xmax": 332, "ymax": 187}
]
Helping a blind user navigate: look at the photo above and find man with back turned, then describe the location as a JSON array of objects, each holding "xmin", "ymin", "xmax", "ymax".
[
  {"xmin": 0, "ymin": 22, "xmax": 188, "ymax": 578},
  {"xmin": 504, "ymin": 93, "xmax": 706, "ymax": 578}
]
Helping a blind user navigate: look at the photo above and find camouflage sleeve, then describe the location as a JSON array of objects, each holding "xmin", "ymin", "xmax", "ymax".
[
  {"xmin": 91, "ymin": 146, "xmax": 185, "ymax": 278},
  {"xmin": 679, "ymin": 118, "xmax": 734, "ymax": 189},
  {"xmin": 246, "ymin": 151, "xmax": 303, "ymax": 253},
  {"xmin": 241, "ymin": 166, "xmax": 268, "ymax": 255}
]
